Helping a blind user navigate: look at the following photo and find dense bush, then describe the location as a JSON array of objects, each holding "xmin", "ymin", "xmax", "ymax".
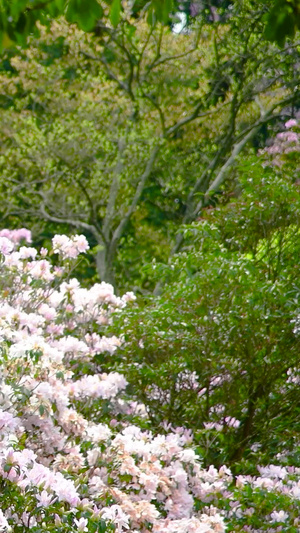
[
  {"xmin": 0, "ymin": 229, "xmax": 227, "ymax": 532},
  {"xmin": 2, "ymin": 229, "xmax": 300, "ymax": 531},
  {"xmin": 113, "ymin": 130, "xmax": 300, "ymax": 470}
]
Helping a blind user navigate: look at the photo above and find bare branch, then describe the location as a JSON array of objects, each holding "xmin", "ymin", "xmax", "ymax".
[
  {"xmin": 103, "ymin": 138, "xmax": 126, "ymax": 240},
  {"xmin": 108, "ymin": 144, "xmax": 160, "ymax": 259},
  {"xmin": 146, "ymin": 24, "xmax": 202, "ymax": 71},
  {"xmin": 165, "ymin": 102, "xmax": 207, "ymax": 138},
  {"xmin": 136, "ymin": 26, "xmax": 155, "ymax": 83},
  {"xmin": 142, "ymin": 90, "xmax": 166, "ymax": 133},
  {"xmin": 81, "ymin": 51, "xmax": 130, "ymax": 95},
  {"xmin": 39, "ymin": 203, "xmax": 104, "ymax": 244}
]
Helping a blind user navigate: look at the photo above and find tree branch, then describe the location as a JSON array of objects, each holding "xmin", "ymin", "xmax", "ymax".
[
  {"xmin": 103, "ymin": 138, "xmax": 126, "ymax": 240},
  {"xmin": 108, "ymin": 143, "xmax": 160, "ymax": 260},
  {"xmin": 39, "ymin": 203, "xmax": 104, "ymax": 243},
  {"xmin": 81, "ymin": 51, "xmax": 130, "ymax": 95}
]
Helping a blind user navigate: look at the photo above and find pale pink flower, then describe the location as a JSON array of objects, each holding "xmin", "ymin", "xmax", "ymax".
[
  {"xmin": 74, "ymin": 517, "xmax": 88, "ymax": 532},
  {"xmin": 4, "ymin": 251, "xmax": 21, "ymax": 268},
  {"xmin": 0, "ymin": 229, "xmax": 10, "ymax": 238},
  {"xmin": 285, "ymin": 118, "xmax": 297, "ymax": 128},
  {"xmin": 52, "ymin": 234, "xmax": 89, "ymax": 259},
  {"xmin": 258, "ymin": 464, "xmax": 288, "ymax": 479},
  {"xmin": 85, "ymin": 423, "xmax": 112, "ymax": 443},
  {"xmin": 73, "ymin": 234, "xmax": 89, "ymax": 253},
  {"xmin": 122, "ymin": 291, "xmax": 136, "ymax": 303},
  {"xmin": 54, "ymin": 515, "xmax": 61, "ymax": 526},
  {"xmin": 0, "ymin": 228, "xmax": 31, "ymax": 243},
  {"xmin": 46, "ymin": 323, "xmax": 65, "ymax": 336},
  {"xmin": 52, "ymin": 234, "xmax": 70, "ymax": 255},
  {"xmin": 178, "ymin": 449, "xmax": 197, "ymax": 463},
  {"xmin": 0, "ymin": 410, "xmax": 18, "ymax": 432},
  {"xmin": 286, "ymin": 132, "xmax": 298, "ymax": 142},
  {"xmin": 38, "ymin": 303, "xmax": 57, "ymax": 321},
  {"xmin": 13, "ymin": 448, "xmax": 36, "ymax": 468},
  {"xmin": 27, "ymin": 260, "xmax": 54, "ymax": 281},
  {"xmin": 224, "ymin": 416, "xmax": 240, "ymax": 428},
  {"xmin": 0, "ymin": 237, "xmax": 14, "ymax": 256},
  {"xmin": 51, "ymin": 473, "xmax": 80, "ymax": 506},
  {"xmin": 19, "ymin": 246, "xmax": 37, "ymax": 259},
  {"xmin": 101, "ymin": 505, "xmax": 130, "ymax": 532},
  {"xmin": 270, "ymin": 510, "xmax": 289, "ymax": 522},
  {"xmin": 21, "ymin": 512, "xmax": 37, "ymax": 528},
  {"xmin": 0, "ymin": 509, "xmax": 10, "ymax": 532},
  {"xmin": 36, "ymin": 490, "xmax": 57, "ymax": 507},
  {"xmin": 14, "ymin": 228, "xmax": 32, "ymax": 243}
]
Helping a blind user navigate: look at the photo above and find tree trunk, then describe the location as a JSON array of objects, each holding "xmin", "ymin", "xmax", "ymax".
[{"xmin": 96, "ymin": 245, "xmax": 116, "ymax": 287}]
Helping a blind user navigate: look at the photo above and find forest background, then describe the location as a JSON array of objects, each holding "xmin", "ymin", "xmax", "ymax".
[{"xmin": 1, "ymin": 0, "xmax": 300, "ymax": 531}]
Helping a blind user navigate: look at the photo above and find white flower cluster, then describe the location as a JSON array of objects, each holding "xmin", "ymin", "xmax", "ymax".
[{"xmin": 0, "ymin": 230, "xmax": 226, "ymax": 533}]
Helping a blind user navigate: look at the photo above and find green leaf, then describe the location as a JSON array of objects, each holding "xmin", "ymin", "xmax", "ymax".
[
  {"xmin": 97, "ymin": 520, "xmax": 107, "ymax": 532},
  {"xmin": 264, "ymin": 2, "xmax": 298, "ymax": 45},
  {"xmin": 66, "ymin": 0, "xmax": 103, "ymax": 32},
  {"xmin": 146, "ymin": 6, "xmax": 156, "ymax": 27},
  {"xmin": 48, "ymin": 0, "xmax": 66, "ymax": 17},
  {"xmin": 160, "ymin": 0, "xmax": 174, "ymax": 23},
  {"xmin": 9, "ymin": 0, "xmax": 28, "ymax": 21},
  {"xmin": 110, "ymin": 0, "xmax": 121, "ymax": 27}
]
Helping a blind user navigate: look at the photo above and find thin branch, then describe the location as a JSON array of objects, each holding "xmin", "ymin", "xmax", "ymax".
[
  {"xmin": 70, "ymin": 172, "xmax": 103, "ymax": 234},
  {"xmin": 95, "ymin": 22, "xmax": 137, "ymax": 99},
  {"xmin": 81, "ymin": 51, "xmax": 130, "ymax": 95},
  {"xmin": 144, "ymin": 24, "xmax": 164, "ymax": 76},
  {"xmin": 108, "ymin": 143, "xmax": 160, "ymax": 260},
  {"xmin": 191, "ymin": 92, "xmax": 299, "ymax": 220},
  {"xmin": 136, "ymin": 26, "xmax": 154, "ymax": 83},
  {"xmin": 103, "ymin": 138, "xmax": 126, "ymax": 240},
  {"xmin": 205, "ymin": 126, "xmax": 263, "ymax": 201},
  {"xmin": 234, "ymin": 93, "xmax": 299, "ymax": 145},
  {"xmin": 165, "ymin": 102, "xmax": 206, "ymax": 138},
  {"xmin": 39, "ymin": 203, "xmax": 104, "ymax": 243},
  {"xmin": 147, "ymin": 26, "xmax": 202, "ymax": 71},
  {"xmin": 142, "ymin": 90, "xmax": 166, "ymax": 134}
]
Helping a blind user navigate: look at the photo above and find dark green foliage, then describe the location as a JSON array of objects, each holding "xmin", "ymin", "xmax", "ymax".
[
  {"xmin": 113, "ymin": 162, "xmax": 300, "ymax": 467},
  {"xmin": 264, "ymin": 0, "xmax": 300, "ymax": 46},
  {"xmin": 0, "ymin": 0, "xmax": 299, "ymax": 50},
  {"xmin": 65, "ymin": 0, "xmax": 103, "ymax": 32}
]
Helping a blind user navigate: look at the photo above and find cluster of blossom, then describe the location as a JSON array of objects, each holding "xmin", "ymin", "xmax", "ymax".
[
  {"xmin": 260, "ymin": 118, "xmax": 300, "ymax": 167},
  {"xmin": 2, "ymin": 231, "xmax": 300, "ymax": 532},
  {"xmin": 0, "ymin": 230, "xmax": 233, "ymax": 533},
  {"xmin": 203, "ymin": 416, "xmax": 240, "ymax": 432},
  {"xmin": 52, "ymin": 234, "xmax": 90, "ymax": 259},
  {"xmin": 87, "ymin": 425, "xmax": 230, "ymax": 531},
  {"xmin": 0, "ymin": 227, "xmax": 32, "ymax": 243}
]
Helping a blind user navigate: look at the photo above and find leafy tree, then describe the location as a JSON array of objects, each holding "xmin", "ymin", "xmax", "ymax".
[{"xmin": 0, "ymin": 4, "xmax": 299, "ymax": 288}]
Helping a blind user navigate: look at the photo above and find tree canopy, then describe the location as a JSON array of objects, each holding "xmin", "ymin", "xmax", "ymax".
[
  {"xmin": 0, "ymin": 3, "xmax": 299, "ymax": 288},
  {"xmin": 1, "ymin": 0, "xmax": 300, "ymax": 50}
]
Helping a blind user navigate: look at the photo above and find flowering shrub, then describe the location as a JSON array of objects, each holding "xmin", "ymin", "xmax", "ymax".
[
  {"xmin": 259, "ymin": 117, "xmax": 300, "ymax": 170},
  {"xmin": 2, "ymin": 229, "xmax": 300, "ymax": 532},
  {"xmin": 0, "ymin": 230, "xmax": 228, "ymax": 532}
]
